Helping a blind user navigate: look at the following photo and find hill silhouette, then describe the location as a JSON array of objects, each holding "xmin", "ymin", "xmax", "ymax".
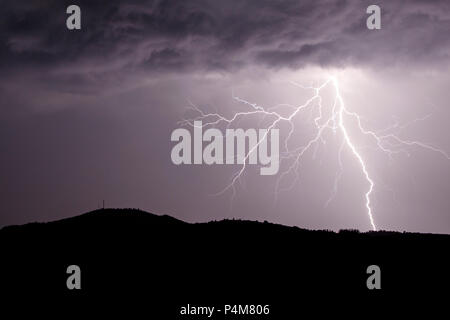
[{"xmin": 1, "ymin": 208, "xmax": 448, "ymax": 315}]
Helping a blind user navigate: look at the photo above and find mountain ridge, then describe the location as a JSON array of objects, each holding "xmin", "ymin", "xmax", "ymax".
[
  {"xmin": 2, "ymin": 208, "xmax": 449, "ymax": 240},
  {"xmin": 1, "ymin": 207, "xmax": 449, "ymax": 309}
]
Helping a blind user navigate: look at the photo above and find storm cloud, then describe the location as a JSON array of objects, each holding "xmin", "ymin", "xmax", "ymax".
[{"xmin": 2, "ymin": 1, "xmax": 450, "ymax": 81}]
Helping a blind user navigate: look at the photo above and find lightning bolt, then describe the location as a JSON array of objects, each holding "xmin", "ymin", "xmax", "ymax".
[{"xmin": 181, "ymin": 75, "xmax": 450, "ymax": 231}]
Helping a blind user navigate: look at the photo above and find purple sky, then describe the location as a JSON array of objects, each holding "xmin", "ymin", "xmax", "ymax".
[{"xmin": 1, "ymin": 0, "xmax": 450, "ymax": 233}]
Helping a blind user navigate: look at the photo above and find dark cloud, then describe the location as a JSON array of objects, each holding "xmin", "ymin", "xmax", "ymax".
[
  {"xmin": 0, "ymin": 0, "xmax": 449, "ymax": 114},
  {"xmin": 1, "ymin": 0, "xmax": 449, "ymax": 77}
]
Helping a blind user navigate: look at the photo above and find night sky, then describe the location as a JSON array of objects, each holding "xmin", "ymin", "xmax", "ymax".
[{"xmin": 1, "ymin": 0, "xmax": 450, "ymax": 233}]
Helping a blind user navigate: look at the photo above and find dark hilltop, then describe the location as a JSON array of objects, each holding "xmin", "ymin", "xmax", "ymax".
[{"xmin": 1, "ymin": 208, "xmax": 448, "ymax": 314}]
